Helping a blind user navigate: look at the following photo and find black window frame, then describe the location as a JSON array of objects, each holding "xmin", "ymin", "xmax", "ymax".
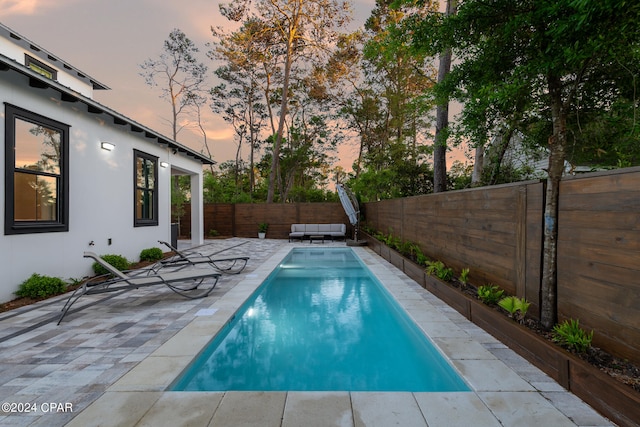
[
  {"xmin": 133, "ymin": 149, "xmax": 159, "ymax": 227},
  {"xmin": 4, "ymin": 103, "xmax": 69, "ymax": 235}
]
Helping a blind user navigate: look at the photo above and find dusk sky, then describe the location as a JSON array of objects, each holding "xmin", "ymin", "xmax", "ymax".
[{"xmin": 1, "ymin": 0, "xmax": 377, "ymax": 170}]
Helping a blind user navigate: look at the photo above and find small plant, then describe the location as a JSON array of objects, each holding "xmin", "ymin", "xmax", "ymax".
[
  {"xmin": 209, "ymin": 229, "xmax": 220, "ymax": 237},
  {"xmin": 92, "ymin": 254, "xmax": 130, "ymax": 275},
  {"xmin": 398, "ymin": 240, "xmax": 415, "ymax": 257},
  {"xmin": 258, "ymin": 223, "xmax": 269, "ymax": 233},
  {"xmin": 425, "ymin": 260, "xmax": 454, "ymax": 281},
  {"xmin": 381, "ymin": 233, "xmax": 401, "ymax": 250},
  {"xmin": 67, "ymin": 277, "xmax": 83, "ymax": 288},
  {"xmin": 15, "ymin": 273, "xmax": 67, "ymax": 299},
  {"xmin": 378, "ymin": 231, "xmax": 398, "ymax": 249},
  {"xmin": 477, "ymin": 284, "xmax": 505, "ymax": 305},
  {"xmin": 459, "ymin": 268, "xmax": 470, "ymax": 285},
  {"xmin": 139, "ymin": 247, "xmax": 163, "ymax": 262},
  {"xmin": 553, "ymin": 319, "xmax": 594, "ymax": 353},
  {"xmin": 399, "ymin": 241, "xmax": 425, "ymax": 264},
  {"xmin": 416, "ymin": 252, "xmax": 429, "ymax": 266},
  {"xmin": 498, "ymin": 296, "xmax": 530, "ymax": 322}
]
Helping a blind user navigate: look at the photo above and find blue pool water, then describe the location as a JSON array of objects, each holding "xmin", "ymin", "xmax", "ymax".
[{"xmin": 170, "ymin": 248, "xmax": 470, "ymax": 392}]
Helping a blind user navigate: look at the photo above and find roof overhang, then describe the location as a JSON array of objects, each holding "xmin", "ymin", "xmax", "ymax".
[
  {"xmin": 0, "ymin": 22, "xmax": 110, "ymax": 90},
  {"xmin": 0, "ymin": 53, "xmax": 215, "ymax": 165}
]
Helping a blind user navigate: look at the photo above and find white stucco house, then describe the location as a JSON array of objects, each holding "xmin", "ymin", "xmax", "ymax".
[{"xmin": 0, "ymin": 23, "xmax": 214, "ymax": 303}]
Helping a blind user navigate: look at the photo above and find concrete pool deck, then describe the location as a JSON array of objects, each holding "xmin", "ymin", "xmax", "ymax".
[{"xmin": 0, "ymin": 238, "xmax": 614, "ymax": 426}]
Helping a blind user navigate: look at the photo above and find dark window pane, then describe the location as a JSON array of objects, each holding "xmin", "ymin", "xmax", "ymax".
[
  {"xmin": 136, "ymin": 189, "xmax": 155, "ymax": 220},
  {"xmin": 136, "ymin": 157, "xmax": 155, "ymax": 190},
  {"xmin": 15, "ymin": 118, "xmax": 61, "ymax": 174},
  {"xmin": 14, "ymin": 172, "xmax": 57, "ymax": 221}
]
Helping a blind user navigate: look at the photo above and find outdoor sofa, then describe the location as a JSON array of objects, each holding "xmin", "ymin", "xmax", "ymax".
[{"xmin": 289, "ymin": 223, "xmax": 346, "ymax": 242}]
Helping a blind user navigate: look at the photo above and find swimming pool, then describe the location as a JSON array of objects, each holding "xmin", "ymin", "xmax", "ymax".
[{"xmin": 170, "ymin": 247, "xmax": 470, "ymax": 392}]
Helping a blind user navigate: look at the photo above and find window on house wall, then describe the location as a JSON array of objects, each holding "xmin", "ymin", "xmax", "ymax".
[
  {"xmin": 134, "ymin": 150, "xmax": 158, "ymax": 227},
  {"xmin": 4, "ymin": 104, "xmax": 69, "ymax": 235},
  {"xmin": 25, "ymin": 55, "xmax": 58, "ymax": 81}
]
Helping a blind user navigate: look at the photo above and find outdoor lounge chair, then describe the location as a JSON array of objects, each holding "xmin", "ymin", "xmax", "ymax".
[
  {"xmin": 156, "ymin": 240, "xmax": 249, "ymax": 275},
  {"xmin": 58, "ymin": 251, "xmax": 220, "ymax": 324}
]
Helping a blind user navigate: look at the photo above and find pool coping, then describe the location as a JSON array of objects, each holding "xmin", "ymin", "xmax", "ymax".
[{"xmin": 63, "ymin": 243, "xmax": 613, "ymax": 427}]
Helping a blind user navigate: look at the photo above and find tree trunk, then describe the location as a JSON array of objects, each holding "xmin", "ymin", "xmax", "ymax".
[
  {"xmin": 540, "ymin": 74, "xmax": 567, "ymax": 329},
  {"xmin": 433, "ymin": 0, "xmax": 456, "ymax": 193},
  {"xmin": 267, "ymin": 41, "xmax": 293, "ymax": 203},
  {"xmin": 264, "ymin": 66, "xmax": 277, "ymax": 136},
  {"xmin": 471, "ymin": 144, "xmax": 484, "ymax": 185},
  {"xmin": 433, "ymin": 99, "xmax": 449, "ymax": 192},
  {"xmin": 488, "ymin": 127, "xmax": 514, "ymax": 185},
  {"xmin": 248, "ymin": 90, "xmax": 256, "ymax": 199}
]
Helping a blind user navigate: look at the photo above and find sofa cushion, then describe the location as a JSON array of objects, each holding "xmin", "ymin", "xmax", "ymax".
[
  {"xmin": 318, "ymin": 224, "xmax": 332, "ymax": 233},
  {"xmin": 330, "ymin": 224, "xmax": 346, "ymax": 233},
  {"xmin": 304, "ymin": 224, "xmax": 320, "ymax": 234}
]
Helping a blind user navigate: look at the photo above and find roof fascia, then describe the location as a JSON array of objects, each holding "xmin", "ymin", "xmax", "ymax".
[{"xmin": 0, "ymin": 53, "xmax": 214, "ymax": 165}]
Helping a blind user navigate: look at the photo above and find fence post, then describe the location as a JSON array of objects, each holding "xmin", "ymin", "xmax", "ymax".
[{"xmin": 516, "ymin": 186, "xmax": 527, "ymax": 298}]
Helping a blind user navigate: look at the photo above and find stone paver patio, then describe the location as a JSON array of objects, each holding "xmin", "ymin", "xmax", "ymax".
[{"xmin": 0, "ymin": 238, "xmax": 614, "ymax": 426}]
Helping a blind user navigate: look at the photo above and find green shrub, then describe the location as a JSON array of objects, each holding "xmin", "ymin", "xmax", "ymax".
[
  {"xmin": 553, "ymin": 319, "xmax": 594, "ymax": 353},
  {"xmin": 498, "ymin": 296, "xmax": 531, "ymax": 322},
  {"xmin": 16, "ymin": 274, "xmax": 67, "ymax": 299},
  {"xmin": 477, "ymin": 284, "xmax": 505, "ymax": 305},
  {"xmin": 399, "ymin": 241, "xmax": 426, "ymax": 265},
  {"xmin": 92, "ymin": 254, "xmax": 130, "ymax": 275},
  {"xmin": 398, "ymin": 240, "xmax": 415, "ymax": 257},
  {"xmin": 426, "ymin": 260, "xmax": 454, "ymax": 281},
  {"xmin": 416, "ymin": 252, "xmax": 429, "ymax": 266},
  {"xmin": 387, "ymin": 235, "xmax": 402, "ymax": 251},
  {"xmin": 139, "ymin": 247, "xmax": 163, "ymax": 262}
]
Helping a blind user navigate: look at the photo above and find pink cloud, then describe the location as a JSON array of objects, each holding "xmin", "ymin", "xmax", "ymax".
[{"xmin": 0, "ymin": 0, "xmax": 39, "ymax": 14}]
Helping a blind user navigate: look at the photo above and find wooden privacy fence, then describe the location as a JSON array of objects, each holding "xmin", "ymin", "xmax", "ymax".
[
  {"xmin": 180, "ymin": 202, "xmax": 351, "ymax": 240},
  {"xmin": 363, "ymin": 166, "xmax": 640, "ymax": 365}
]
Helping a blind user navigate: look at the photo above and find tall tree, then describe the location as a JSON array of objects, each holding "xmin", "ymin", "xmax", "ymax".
[
  {"xmin": 346, "ymin": 0, "xmax": 436, "ymax": 199},
  {"xmin": 432, "ymin": 0, "xmax": 456, "ymax": 192},
  {"xmin": 322, "ymin": 31, "xmax": 381, "ymax": 179},
  {"xmin": 219, "ymin": 0, "xmax": 352, "ymax": 202},
  {"xmin": 408, "ymin": 0, "xmax": 640, "ymax": 327},
  {"xmin": 278, "ymin": 72, "xmax": 340, "ymax": 201},
  {"xmin": 209, "ymin": 18, "xmax": 279, "ymax": 187},
  {"xmin": 140, "ymin": 29, "xmax": 209, "ymax": 223},
  {"xmin": 140, "ymin": 29, "xmax": 208, "ymax": 141}
]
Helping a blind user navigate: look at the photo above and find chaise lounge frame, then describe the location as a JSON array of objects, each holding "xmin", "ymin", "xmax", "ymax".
[
  {"xmin": 156, "ymin": 241, "xmax": 249, "ymax": 275},
  {"xmin": 58, "ymin": 251, "xmax": 220, "ymax": 324}
]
